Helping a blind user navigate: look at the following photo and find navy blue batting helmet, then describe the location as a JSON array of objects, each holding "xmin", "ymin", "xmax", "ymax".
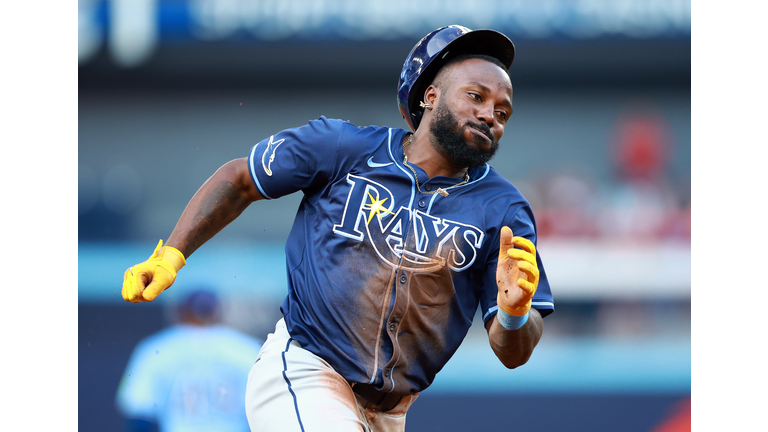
[
  {"xmin": 178, "ymin": 288, "xmax": 220, "ymax": 322},
  {"xmin": 397, "ymin": 25, "xmax": 516, "ymax": 131}
]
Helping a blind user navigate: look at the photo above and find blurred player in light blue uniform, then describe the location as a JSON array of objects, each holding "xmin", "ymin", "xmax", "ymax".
[{"xmin": 116, "ymin": 289, "xmax": 263, "ymax": 432}]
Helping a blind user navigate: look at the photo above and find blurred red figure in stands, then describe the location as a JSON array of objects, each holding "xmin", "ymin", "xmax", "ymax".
[{"xmin": 596, "ymin": 108, "xmax": 689, "ymax": 243}]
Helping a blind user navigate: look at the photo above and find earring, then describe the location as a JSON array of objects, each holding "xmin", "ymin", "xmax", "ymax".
[{"xmin": 419, "ymin": 101, "xmax": 432, "ymax": 110}]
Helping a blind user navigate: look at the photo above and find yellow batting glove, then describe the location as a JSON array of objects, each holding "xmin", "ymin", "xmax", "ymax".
[
  {"xmin": 122, "ymin": 240, "xmax": 186, "ymax": 303},
  {"xmin": 496, "ymin": 226, "xmax": 540, "ymax": 318}
]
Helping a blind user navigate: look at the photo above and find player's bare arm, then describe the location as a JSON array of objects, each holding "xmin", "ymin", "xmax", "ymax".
[
  {"xmin": 122, "ymin": 158, "xmax": 262, "ymax": 302},
  {"xmin": 485, "ymin": 225, "xmax": 544, "ymax": 369},
  {"xmin": 167, "ymin": 157, "xmax": 263, "ymax": 257},
  {"xmin": 486, "ymin": 304, "xmax": 543, "ymax": 369}
]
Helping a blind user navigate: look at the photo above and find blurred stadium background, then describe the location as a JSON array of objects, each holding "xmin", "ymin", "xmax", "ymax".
[{"xmin": 78, "ymin": 1, "xmax": 691, "ymax": 431}]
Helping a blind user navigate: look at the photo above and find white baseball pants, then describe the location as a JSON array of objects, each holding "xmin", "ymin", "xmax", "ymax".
[{"xmin": 245, "ymin": 318, "xmax": 418, "ymax": 432}]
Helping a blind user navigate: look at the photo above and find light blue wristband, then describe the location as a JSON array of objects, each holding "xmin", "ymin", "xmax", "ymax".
[{"xmin": 496, "ymin": 308, "xmax": 529, "ymax": 330}]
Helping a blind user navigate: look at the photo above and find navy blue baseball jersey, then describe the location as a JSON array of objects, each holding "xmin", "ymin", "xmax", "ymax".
[{"xmin": 247, "ymin": 116, "xmax": 554, "ymax": 396}]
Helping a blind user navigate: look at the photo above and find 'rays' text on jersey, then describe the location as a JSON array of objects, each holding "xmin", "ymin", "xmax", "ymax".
[{"xmin": 332, "ymin": 174, "xmax": 484, "ymax": 273}]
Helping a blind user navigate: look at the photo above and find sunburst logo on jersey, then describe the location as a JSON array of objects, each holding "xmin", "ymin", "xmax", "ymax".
[{"xmin": 364, "ymin": 192, "xmax": 395, "ymax": 224}]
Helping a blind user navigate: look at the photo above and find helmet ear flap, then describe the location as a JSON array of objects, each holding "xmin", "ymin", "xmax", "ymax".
[{"xmin": 397, "ymin": 25, "xmax": 515, "ymax": 132}]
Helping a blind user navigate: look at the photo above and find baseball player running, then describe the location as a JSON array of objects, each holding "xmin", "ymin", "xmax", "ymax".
[{"xmin": 122, "ymin": 25, "xmax": 554, "ymax": 432}]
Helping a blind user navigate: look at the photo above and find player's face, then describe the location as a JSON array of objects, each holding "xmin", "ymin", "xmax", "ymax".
[
  {"xmin": 429, "ymin": 59, "xmax": 513, "ymax": 169},
  {"xmin": 430, "ymin": 98, "xmax": 499, "ymax": 169}
]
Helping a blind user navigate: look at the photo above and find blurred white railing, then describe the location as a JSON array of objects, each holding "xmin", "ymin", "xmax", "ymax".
[
  {"xmin": 539, "ymin": 240, "xmax": 691, "ymax": 300},
  {"xmin": 79, "ymin": 240, "xmax": 691, "ymax": 303}
]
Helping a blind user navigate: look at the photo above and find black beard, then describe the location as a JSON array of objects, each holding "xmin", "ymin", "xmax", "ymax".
[{"xmin": 429, "ymin": 101, "xmax": 499, "ymax": 169}]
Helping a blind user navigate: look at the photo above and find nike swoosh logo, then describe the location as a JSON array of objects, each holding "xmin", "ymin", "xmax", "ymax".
[{"xmin": 367, "ymin": 156, "xmax": 393, "ymax": 168}]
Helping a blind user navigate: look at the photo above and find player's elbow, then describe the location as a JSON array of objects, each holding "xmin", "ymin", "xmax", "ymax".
[
  {"xmin": 498, "ymin": 351, "xmax": 533, "ymax": 369},
  {"xmin": 217, "ymin": 158, "xmax": 264, "ymax": 203},
  {"xmin": 488, "ymin": 328, "xmax": 538, "ymax": 369}
]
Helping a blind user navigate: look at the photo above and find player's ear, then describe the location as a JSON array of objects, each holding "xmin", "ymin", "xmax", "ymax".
[{"xmin": 423, "ymin": 85, "xmax": 439, "ymax": 109}]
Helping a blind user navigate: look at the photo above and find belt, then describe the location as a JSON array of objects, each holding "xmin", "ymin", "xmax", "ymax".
[{"xmin": 351, "ymin": 383, "xmax": 404, "ymax": 412}]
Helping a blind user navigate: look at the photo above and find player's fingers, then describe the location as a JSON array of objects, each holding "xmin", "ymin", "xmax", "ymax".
[
  {"xmin": 507, "ymin": 248, "xmax": 536, "ymax": 266},
  {"xmin": 142, "ymin": 267, "xmax": 173, "ymax": 302},
  {"xmin": 121, "ymin": 269, "xmax": 132, "ymax": 302},
  {"xmin": 124, "ymin": 262, "xmax": 156, "ymax": 302},
  {"xmin": 123, "ymin": 269, "xmax": 138, "ymax": 302},
  {"xmin": 511, "ymin": 236, "xmax": 536, "ymax": 256},
  {"xmin": 517, "ymin": 261, "xmax": 539, "ymax": 284},
  {"xmin": 142, "ymin": 281, "xmax": 162, "ymax": 302},
  {"xmin": 499, "ymin": 226, "xmax": 514, "ymax": 260},
  {"xmin": 123, "ymin": 270, "xmax": 144, "ymax": 303},
  {"xmin": 517, "ymin": 278, "xmax": 536, "ymax": 295}
]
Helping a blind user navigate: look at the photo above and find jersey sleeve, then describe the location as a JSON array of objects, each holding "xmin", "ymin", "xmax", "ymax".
[
  {"xmin": 246, "ymin": 116, "xmax": 344, "ymax": 199},
  {"xmin": 480, "ymin": 205, "xmax": 555, "ymax": 325},
  {"xmin": 115, "ymin": 337, "xmax": 164, "ymax": 421}
]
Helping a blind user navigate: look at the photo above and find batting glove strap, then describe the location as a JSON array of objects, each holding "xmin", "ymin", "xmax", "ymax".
[
  {"xmin": 496, "ymin": 292, "xmax": 532, "ymax": 317},
  {"xmin": 496, "ymin": 308, "xmax": 529, "ymax": 331},
  {"xmin": 155, "ymin": 243, "xmax": 186, "ymax": 272}
]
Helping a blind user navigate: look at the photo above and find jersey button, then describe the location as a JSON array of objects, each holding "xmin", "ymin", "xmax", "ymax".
[
  {"xmin": 418, "ymin": 199, "xmax": 426, "ymax": 208},
  {"xmin": 400, "ymin": 275, "xmax": 407, "ymax": 284},
  {"xmin": 384, "ymin": 369, "xmax": 391, "ymax": 377},
  {"xmin": 424, "ymin": 184, "xmax": 432, "ymax": 191},
  {"xmin": 389, "ymin": 322, "xmax": 396, "ymax": 332}
]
